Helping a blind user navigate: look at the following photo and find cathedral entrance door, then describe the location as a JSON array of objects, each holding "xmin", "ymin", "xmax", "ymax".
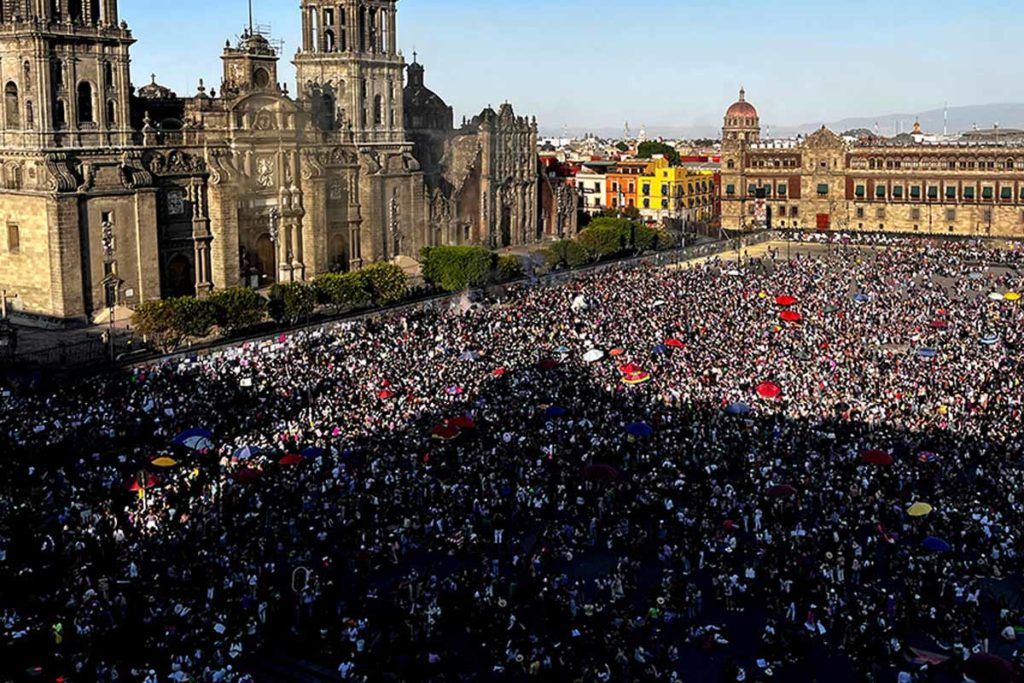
[
  {"xmin": 255, "ymin": 234, "xmax": 276, "ymax": 283},
  {"xmin": 500, "ymin": 207, "xmax": 512, "ymax": 248},
  {"xmin": 165, "ymin": 254, "xmax": 196, "ymax": 298}
]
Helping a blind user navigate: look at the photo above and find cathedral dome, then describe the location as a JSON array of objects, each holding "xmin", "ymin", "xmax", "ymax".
[
  {"xmin": 726, "ymin": 88, "xmax": 757, "ymax": 119},
  {"xmin": 138, "ymin": 74, "xmax": 177, "ymax": 100}
]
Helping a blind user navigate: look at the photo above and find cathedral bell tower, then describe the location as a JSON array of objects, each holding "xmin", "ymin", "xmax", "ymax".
[
  {"xmin": 0, "ymin": 0, "xmax": 134, "ymax": 148},
  {"xmin": 293, "ymin": 0, "xmax": 405, "ymax": 144}
]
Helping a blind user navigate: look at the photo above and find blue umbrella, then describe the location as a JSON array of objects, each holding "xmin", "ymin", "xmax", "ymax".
[
  {"xmin": 922, "ymin": 537, "xmax": 951, "ymax": 552},
  {"xmin": 232, "ymin": 446, "xmax": 262, "ymax": 460},
  {"xmin": 853, "ymin": 293, "xmax": 870, "ymax": 304},
  {"xmin": 626, "ymin": 422, "xmax": 654, "ymax": 438},
  {"xmin": 300, "ymin": 447, "xmax": 326, "ymax": 459},
  {"xmin": 652, "ymin": 345, "xmax": 669, "ymax": 355},
  {"xmin": 917, "ymin": 348, "xmax": 937, "ymax": 359},
  {"xmin": 172, "ymin": 428, "xmax": 214, "ymax": 451},
  {"xmin": 981, "ymin": 334, "xmax": 1000, "ymax": 346},
  {"xmin": 554, "ymin": 346, "xmax": 571, "ymax": 355},
  {"xmin": 725, "ymin": 403, "xmax": 752, "ymax": 416},
  {"xmin": 545, "ymin": 405, "xmax": 568, "ymax": 418}
]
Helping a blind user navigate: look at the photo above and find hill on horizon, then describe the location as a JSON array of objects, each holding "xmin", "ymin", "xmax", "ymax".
[{"xmin": 541, "ymin": 103, "xmax": 1024, "ymax": 141}]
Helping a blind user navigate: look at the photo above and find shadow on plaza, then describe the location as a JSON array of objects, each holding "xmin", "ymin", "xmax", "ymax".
[{"xmin": 0, "ymin": 342, "xmax": 1021, "ymax": 683}]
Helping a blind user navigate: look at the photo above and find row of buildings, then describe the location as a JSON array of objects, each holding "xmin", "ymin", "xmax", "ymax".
[
  {"xmin": 720, "ymin": 89, "xmax": 1024, "ymax": 236},
  {"xmin": 575, "ymin": 157, "xmax": 720, "ymax": 226},
  {"xmin": 0, "ymin": 0, "xmax": 579, "ymax": 322}
]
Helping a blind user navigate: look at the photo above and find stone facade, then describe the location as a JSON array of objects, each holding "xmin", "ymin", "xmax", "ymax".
[
  {"xmin": 722, "ymin": 90, "xmax": 1024, "ymax": 237},
  {"xmin": 0, "ymin": 0, "xmax": 542, "ymax": 322}
]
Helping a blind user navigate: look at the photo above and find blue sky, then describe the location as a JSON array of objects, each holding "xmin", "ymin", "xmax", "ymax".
[{"xmin": 126, "ymin": 0, "xmax": 1024, "ymax": 133}]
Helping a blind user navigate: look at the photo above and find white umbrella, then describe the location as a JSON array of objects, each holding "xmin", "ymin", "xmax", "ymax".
[{"xmin": 583, "ymin": 349, "xmax": 605, "ymax": 363}]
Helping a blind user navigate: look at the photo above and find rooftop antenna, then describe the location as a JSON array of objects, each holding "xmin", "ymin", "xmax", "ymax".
[{"xmin": 248, "ymin": 0, "xmax": 254, "ymax": 33}]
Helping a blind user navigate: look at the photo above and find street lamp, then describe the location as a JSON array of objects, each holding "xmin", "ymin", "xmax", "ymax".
[{"xmin": 268, "ymin": 208, "xmax": 281, "ymax": 283}]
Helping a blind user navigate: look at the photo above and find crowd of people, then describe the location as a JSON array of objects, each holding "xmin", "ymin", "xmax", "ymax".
[{"xmin": 2, "ymin": 238, "xmax": 1024, "ymax": 683}]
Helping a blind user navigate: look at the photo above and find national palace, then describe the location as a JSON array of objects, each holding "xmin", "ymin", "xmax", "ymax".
[
  {"xmin": 721, "ymin": 89, "xmax": 1024, "ymax": 237},
  {"xmin": 0, "ymin": 0, "xmax": 543, "ymax": 321}
]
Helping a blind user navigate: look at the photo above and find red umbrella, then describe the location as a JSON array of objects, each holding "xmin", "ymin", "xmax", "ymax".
[
  {"xmin": 609, "ymin": 348, "xmax": 626, "ymax": 357},
  {"xmin": 766, "ymin": 484, "xmax": 797, "ymax": 498},
  {"xmin": 775, "ymin": 295, "xmax": 799, "ymax": 307},
  {"xmin": 861, "ymin": 450, "xmax": 894, "ymax": 466},
  {"xmin": 231, "ymin": 468, "xmax": 262, "ymax": 483},
  {"xmin": 492, "ymin": 367, "xmax": 507, "ymax": 377},
  {"xmin": 581, "ymin": 464, "xmax": 622, "ymax": 482},
  {"xmin": 377, "ymin": 390, "xmax": 395, "ymax": 400},
  {"xmin": 126, "ymin": 473, "xmax": 159, "ymax": 492},
  {"xmin": 431, "ymin": 424, "xmax": 460, "ymax": 440},
  {"xmin": 779, "ymin": 311, "xmax": 802, "ymax": 323},
  {"xmin": 964, "ymin": 653, "xmax": 1018, "ymax": 683},
  {"xmin": 619, "ymin": 363, "xmax": 642, "ymax": 375},
  {"xmin": 448, "ymin": 416, "xmax": 476, "ymax": 430},
  {"xmin": 665, "ymin": 338, "xmax": 685, "ymax": 349},
  {"xmin": 278, "ymin": 454, "xmax": 304, "ymax": 466},
  {"xmin": 756, "ymin": 382, "xmax": 782, "ymax": 400}
]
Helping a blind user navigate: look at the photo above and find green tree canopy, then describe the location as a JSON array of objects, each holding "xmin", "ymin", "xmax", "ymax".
[{"xmin": 636, "ymin": 141, "xmax": 680, "ymax": 166}]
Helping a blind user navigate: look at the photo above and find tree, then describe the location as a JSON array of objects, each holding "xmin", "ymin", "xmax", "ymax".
[
  {"xmin": 279, "ymin": 282, "xmax": 317, "ymax": 325},
  {"xmin": 360, "ymin": 261, "xmax": 408, "ymax": 304},
  {"xmin": 636, "ymin": 141, "xmax": 680, "ymax": 166},
  {"xmin": 132, "ymin": 299, "xmax": 176, "ymax": 351},
  {"xmin": 167, "ymin": 296, "xmax": 217, "ymax": 340},
  {"xmin": 577, "ymin": 223, "xmax": 627, "ymax": 260},
  {"xmin": 313, "ymin": 272, "xmax": 370, "ymax": 312},
  {"xmin": 496, "ymin": 254, "xmax": 523, "ymax": 282},
  {"xmin": 208, "ymin": 287, "xmax": 267, "ymax": 335},
  {"xmin": 420, "ymin": 246, "xmax": 496, "ymax": 292},
  {"xmin": 615, "ymin": 141, "xmax": 629, "ymax": 152}
]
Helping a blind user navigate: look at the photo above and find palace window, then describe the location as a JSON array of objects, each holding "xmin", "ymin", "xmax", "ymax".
[
  {"xmin": 1002, "ymin": 187, "xmax": 1013, "ymax": 200},
  {"xmin": 817, "ymin": 184, "xmax": 828, "ymax": 196},
  {"xmin": 876, "ymin": 208, "xmax": 886, "ymax": 219},
  {"xmin": 855, "ymin": 185, "xmax": 865, "ymax": 198},
  {"xmin": 77, "ymin": 81, "xmax": 94, "ymax": 123},
  {"xmin": 4, "ymin": 82, "xmax": 19, "ymax": 129},
  {"xmin": 876, "ymin": 186, "xmax": 886, "ymax": 198},
  {"xmin": 946, "ymin": 209, "xmax": 957, "ymax": 222},
  {"xmin": 964, "ymin": 187, "xmax": 975, "ymax": 200},
  {"xmin": 893, "ymin": 186, "xmax": 903, "ymax": 199},
  {"xmin": 946, "ymin": 187, "xmax": 957, "ymax": 200},
  {"xmin": 911, "ymin": 208, "xmax": 921, "ymax": 220},
  {"xmin": 790, "ymin": 206, "xmax": 799, "ymax": 217},
  {"xmin": 6, "ymin": 223, "xmax": 19, "ymax": 253},
  {"xmin": 983, "ymin": 209, "xmax": 993, "ymax": 222},
  {"xmin": 726, "ymin": 184, "xmax": 735, "ymax": 196},
  {"xmin": 982, "ymin": 187, "xmax": 994, "ymax": 200},
  {"xmin": 856, "ymin": 207, "xmax": 865, "ymax": 219}
]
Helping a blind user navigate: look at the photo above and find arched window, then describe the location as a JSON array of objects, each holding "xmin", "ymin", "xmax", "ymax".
[
  {"xmin": 106, "ymin": 100, "xmax": 116, "ymax": 125},
  {"xmin": 77, "ymin": 82, "xmax": 94, "ymax": 123},
  {"xmin": 324, "ymin": 29, "xmax": 335, "ymax": 52},
  {"xmin": 68, "ymin": 0, "xmax": 83, "ymax": 22},
  {"xmin": 5, "ymin": 82, "xmax": 20, "ymax": 130},
  {"xmin": 25, "ymin": 100, "xmax": 33, "ymax": 129},
  {"xmin": 253, "ymin": 68, "xmax": 270, "ymax": 88},
  {"xmin": 374, "ymin": 94, "xmax": 382, "ymax": 125},
  {"xmin": 54, "ymin": 99, "xmax": 66, "ymax": 127},
  {"xmin": 22, "ymin": 62, "xmax": 30, "ymax": 90},
  {"xmin": 103, "ymin": 61, "xmax": 113, "ymax": 87}
]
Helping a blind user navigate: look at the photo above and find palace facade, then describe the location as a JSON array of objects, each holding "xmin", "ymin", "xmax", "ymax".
[
  {"xmin": 721, "ymin": 89, "xmax": 1024, "ymax": 237},
  {"xmin": 0, "ymin": 0, "xmax": 542, "ymax": 321}
]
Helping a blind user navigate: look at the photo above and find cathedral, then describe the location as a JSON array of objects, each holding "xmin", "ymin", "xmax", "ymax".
[{"xmin": 0, "ymin": 0, "xmax": 541, "ymax": 321}]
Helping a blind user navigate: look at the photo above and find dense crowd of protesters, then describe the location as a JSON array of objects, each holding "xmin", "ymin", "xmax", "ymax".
[{"xmin": 2, "ymin": 238, "xmax": 1024, "ymax": 683}]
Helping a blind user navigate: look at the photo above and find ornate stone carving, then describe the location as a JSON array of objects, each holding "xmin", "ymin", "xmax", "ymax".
[{"xmin": 43, "ymin": 153, "xmax": 79, "ymax": 193}]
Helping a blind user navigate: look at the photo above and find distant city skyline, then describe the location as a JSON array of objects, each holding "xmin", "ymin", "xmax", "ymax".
[{"xmin": 128, "ymin": 0, "xmax": 1024, "ymax": 132}]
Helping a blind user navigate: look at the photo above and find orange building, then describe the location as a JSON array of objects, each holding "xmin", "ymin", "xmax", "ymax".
[{"xmin": 605, "ymin": 160, "xmax": 654, "ymax": 211}]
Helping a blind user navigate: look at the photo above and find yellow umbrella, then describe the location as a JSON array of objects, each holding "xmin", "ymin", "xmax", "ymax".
[
  {"xmin": 907, "ymin": 502, "xmax": 933, "ymax": 517},
  {"xmin": 152, "ymin": 457, "xmax": 178, "ymax": 468},
  {"xmin": 1005, "ymin": 292, "xmax": 1021, "ymax": 302}
]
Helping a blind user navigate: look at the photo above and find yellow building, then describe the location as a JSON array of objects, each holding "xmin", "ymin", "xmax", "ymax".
[{"xmin": 638, "ymin": 157, "xmax": 717, "ymax": 224}]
